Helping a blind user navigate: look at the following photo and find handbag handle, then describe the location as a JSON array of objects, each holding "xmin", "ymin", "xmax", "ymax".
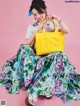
[{"xmin": 41, "ymin": 19, "xmax": 57, "ymax": 33}]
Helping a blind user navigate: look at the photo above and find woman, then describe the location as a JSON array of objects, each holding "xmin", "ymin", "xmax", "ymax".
[{"xmin": 0, "ymin": 0, "xmax": 80, "ymax": 106}]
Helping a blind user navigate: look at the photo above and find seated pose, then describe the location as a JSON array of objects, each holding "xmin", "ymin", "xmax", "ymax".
[{"xmin": 0, "ymin": 0, "xmax": 80, "ymax": 106}]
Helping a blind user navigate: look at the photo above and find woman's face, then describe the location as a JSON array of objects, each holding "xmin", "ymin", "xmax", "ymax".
[{"xmin": 32, "ymin": 8, "xmax": 46, "ymax": 22}]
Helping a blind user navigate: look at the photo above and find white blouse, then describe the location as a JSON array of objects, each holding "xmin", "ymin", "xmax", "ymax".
[{"xmin": 26, "ymin": 19, "xmax": 61, "ymax": 39}]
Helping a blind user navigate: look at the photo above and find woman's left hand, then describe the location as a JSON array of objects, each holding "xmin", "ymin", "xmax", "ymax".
[{"xmin": 47, "ymin": 15, "xmax": 61, "ymax": 22}]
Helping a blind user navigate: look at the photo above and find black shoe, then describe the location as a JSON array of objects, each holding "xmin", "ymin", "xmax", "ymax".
[
  {"xmin": 45, "ymin": 96, "xmax": 52, "ymax": 99},
  {"xmin": 25, "ymin": 97, "xmax": 33, "ymax": 106}
]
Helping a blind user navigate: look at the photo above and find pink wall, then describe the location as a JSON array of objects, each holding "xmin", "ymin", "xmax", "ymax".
[{"xmin": 0, "ymin": 0, "xmax": 80, "ymax": 106}]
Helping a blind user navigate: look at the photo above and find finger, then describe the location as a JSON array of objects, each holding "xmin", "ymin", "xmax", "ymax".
[
  {"xmin": 52, "ymin": 15, "xmax": 58, "ymax": 19},
  {"xmin": 43, "ymin": 24, "xmax": 45, "ymax": 27},
  {"xmin": 43, "ymin": 20, "xmax": 47, "ymax": 24},
  {"xmin": 51, "ymin": 16, "xmax": 54, "ymax": 19}
]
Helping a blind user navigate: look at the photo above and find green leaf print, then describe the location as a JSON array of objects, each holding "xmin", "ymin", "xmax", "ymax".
[
  {"xmin": 28, "ymin": 65, "xmax": 33, "ymax": 69},
  {"xmin": 66, "ymin": 94, "xmax": 73, "ymax": 100},
  {"xmin": 60, "ymin": 74, "xmax": 64, "ymax": 78},
  {"xmin": 64, "ymin": 60, "xmax": 67, "ymax": 66},
  {"xmin": 24, "ymin": 70, "xmax": 28, "ymax": 76},
  {"xmin": 42, "ymin": 76, "xmax": 47, "ymax": 82},
  {"xmin": 30, "ymin": 89, "xmax": 34, "ymax": 94},
  {"xmin": 37, "ymin": 90, "xmax": 41, "ymax": 95},
  {"xmin": 36, "ymin": 83, "xmax": 41, "ymax": 88}
]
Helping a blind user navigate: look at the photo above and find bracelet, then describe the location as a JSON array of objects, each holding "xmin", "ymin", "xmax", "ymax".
[{"xmin": 59, "ymin": 19, "xmax": 62, "ymax": 24}]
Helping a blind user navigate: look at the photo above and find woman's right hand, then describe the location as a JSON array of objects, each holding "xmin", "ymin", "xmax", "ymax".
[
  {"xmin": 35, "ymin": 20, "xmax": 47, "ymax": 33},
  {"xmin": 26, "ymin": 20, "xmax": 47, "ymax": 45}
]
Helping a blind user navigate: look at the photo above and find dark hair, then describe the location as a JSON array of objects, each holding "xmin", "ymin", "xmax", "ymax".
[{"xmin": 29, "ymin": 0, "xmax": 47, "ymax": 15}]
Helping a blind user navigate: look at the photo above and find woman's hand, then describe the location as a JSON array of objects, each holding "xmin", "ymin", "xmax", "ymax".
[
  {"xmin": 35, "ymin": 20, "xmax": 47, "ymax": 33},
  {"xmin": 47, "ymin": 14, "xmax": 69, "ymax": 34},
  {"xmin": 47, "ymin": 15, "xmax": 61, "ymax": 22}
]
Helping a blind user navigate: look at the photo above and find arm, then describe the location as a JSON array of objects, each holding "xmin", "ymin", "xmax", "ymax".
[
  {"xmin": 47, "ymin": 15, "xmax": 69, "ymax": 34},
  {"xmin": 26, "ymin": 21, "xmax": 47, "ymax": 45},
  {"xmin": 26, "ymin": 32, "xmax": 36, "ymax": 45},
  {"xmin": 56, "ymin": 17, "xmax": 69, "ymax": 34}
]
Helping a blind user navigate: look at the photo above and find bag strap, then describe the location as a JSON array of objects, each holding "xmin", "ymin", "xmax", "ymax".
[{"xmin": 41, "ymin": 19, "xmax": 57, "ymax": 33}]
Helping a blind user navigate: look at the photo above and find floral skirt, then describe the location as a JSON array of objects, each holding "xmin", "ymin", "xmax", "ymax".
[{"xmin": 0, "ymin": 44, "xmax": 80, "ymax": 104}]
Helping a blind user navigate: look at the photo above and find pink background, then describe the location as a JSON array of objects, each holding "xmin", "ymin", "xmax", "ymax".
[{"xmin": 0, "ymin": 0, "xmax": 80, "ymax": 106}]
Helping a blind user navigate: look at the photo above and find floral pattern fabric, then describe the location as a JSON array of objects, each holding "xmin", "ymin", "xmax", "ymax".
[{"xmin": 0, "ymin": 44, "xmax": 80, "ymax": 103}]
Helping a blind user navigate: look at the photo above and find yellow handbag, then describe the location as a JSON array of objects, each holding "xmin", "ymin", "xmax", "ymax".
[{"xmin": 34, "ymin": 19, "xmax": 64, "ymax": 55}]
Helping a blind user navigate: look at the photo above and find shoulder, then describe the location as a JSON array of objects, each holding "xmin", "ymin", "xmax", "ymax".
[
  {"xmin": 28, "ymin": 21, "xmax": 39, "ymax": 28},
  {"xmin": 32, "ymin": 21, "xmax": 39, "ymax": 27},
  {"xmin": 27, "ymin": 24, "xmax": 33, "ymax": 30},
  {"xmin": 27, "ymin": 21, "xmax": 39, "ymax": 30}
]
